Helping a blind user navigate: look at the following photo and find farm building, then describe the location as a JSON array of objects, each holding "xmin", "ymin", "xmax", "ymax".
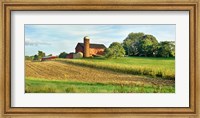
[
  {"xmin": 66, "ymin": 53, "xmax": 74, "ymax": 59},
  {"xmin": 66, "ymin": 52, "xmax": 83, "ymax": 59},
  {"xmin": 75, "ymin": 36, "xmax": 106, "ymax": 57},
  {"xmin": 41, "ymin": 56, "xmax": 57, "ymax": 61}
]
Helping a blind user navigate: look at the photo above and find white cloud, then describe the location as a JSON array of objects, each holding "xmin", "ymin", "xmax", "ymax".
[{"xmin": 25, "ymin": 38, "xmax": 51, "ymax": 46}]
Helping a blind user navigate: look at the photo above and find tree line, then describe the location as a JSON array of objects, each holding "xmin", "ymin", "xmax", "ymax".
[
  {"xmin": 25, "ymin": 51, "xmax": 68, "ymax": 60},
  {"xmin": 105, "ymin": 32, "xmax": 175, "ymax": 58},
  {"xmin": 25, "ymin": 51, "xmax": 49, "ymax": 60}
]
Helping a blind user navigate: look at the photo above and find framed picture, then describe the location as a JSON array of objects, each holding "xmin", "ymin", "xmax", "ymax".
[{"xmin": 1, "ymin": 0, "xmax": 199, "ymax": 117}]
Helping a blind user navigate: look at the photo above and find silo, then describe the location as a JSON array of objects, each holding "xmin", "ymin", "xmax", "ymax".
[{"xmin": 84, "ymin": 36, "xmax": 90, "ymax": 57}]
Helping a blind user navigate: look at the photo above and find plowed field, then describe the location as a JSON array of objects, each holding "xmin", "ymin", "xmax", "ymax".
[{"xmin": 26, "ymin": 61, "xmax": 174, "ymax": 86}]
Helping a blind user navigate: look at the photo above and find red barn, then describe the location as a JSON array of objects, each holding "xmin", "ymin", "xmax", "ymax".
[{"xmin": 75, "ymin": 36, "xmax": 106, "ymax": 57}]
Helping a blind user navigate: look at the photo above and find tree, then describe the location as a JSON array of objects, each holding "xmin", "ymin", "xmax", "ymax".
[
  {"xmin": 33, "ymin": 54, "xmax": 39, "ymax": 60},
  {"xmin": 122, "ymin": 32, "xmax": 145, "ymax": 55},
  {"xmin": 136, "ymin": 35, "xmax": 158, "ymax": 57},
  {"xmin": 38, "ymin": 51, "xmax": 45, "ymax": 59},
  {"xmin": 157, "ymin": 41, "xmax": 175, "ymax": 57},
  {"xmin": 59, "ymin": 52, "xmax": 68, "ymax": 58},
  {"xmin": 25, "ymin": 56, "xmax": 34, "ymax": 60},
  {"xmin": 105, "ymin": 42, "xmax": 125, "ymax": 58},
  {"xmin": 48, "ymin": 54, "xmax": 52, "ymax": 56}
]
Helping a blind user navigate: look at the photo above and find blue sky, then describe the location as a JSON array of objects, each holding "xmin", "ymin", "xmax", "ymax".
[{"xmin": 25, "ymin": 25, "xmax": 175, "ymax": 56}]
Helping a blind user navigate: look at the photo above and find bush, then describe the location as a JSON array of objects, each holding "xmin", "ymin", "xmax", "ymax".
[{"xmin": 59, "ymin": 52, "xmax": 68, "ymax": 58}]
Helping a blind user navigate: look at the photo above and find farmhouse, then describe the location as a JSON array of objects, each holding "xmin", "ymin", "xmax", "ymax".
[{"xmin": 75, "ymin": 36, "xmax": 106, "ymax": 57}]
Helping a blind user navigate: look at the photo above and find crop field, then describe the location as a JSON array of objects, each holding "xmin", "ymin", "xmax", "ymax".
[
  {"xmin": 25, "ymin": 57, "xmax": 175, "ymax": 93},
  {"xmin": 56, "ymin": 57, "xmax": 175, "ymax": 80}
]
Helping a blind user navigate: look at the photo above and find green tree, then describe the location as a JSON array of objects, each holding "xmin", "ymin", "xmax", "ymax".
[
  {"xmin": 48, "ymin": 54, "xmax": 52, "ymax": 56},
  {"xmin": 137, "ymin": 35, "xmax": 158, "ymax": 57},
  {"xmin": 105, "ymin": 42, "xmax": 125, "ymax": 58},
  {"xmin": 33, "ymin": 55, "xmax": 39, "ymax": 60},
  {"xmin": 25, "ymin": 56, "xmax": 34, "ymax": 60},
  {"xmin": 59, "ymin": 52, "xmax": 68, "ymax": 58},
  {"xmin": 122, "ymin": 32, "xmax": 145, "ymax": 55},
  {"xmin": 38, "ymin": 51, "xmax": 45, "ymax": 59},
  {"xmin": 157, "ymin": 41, "xmax": 175, "ymax": 57}
]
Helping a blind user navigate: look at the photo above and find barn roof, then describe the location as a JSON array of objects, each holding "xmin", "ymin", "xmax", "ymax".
[{"xmin": 76, "ymin": 43, "xmax": 106, "ymax": 49}]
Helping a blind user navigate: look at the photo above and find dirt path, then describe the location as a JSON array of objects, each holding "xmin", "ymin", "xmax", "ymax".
[{"xmin": 26, "ymin": 61, "xmax": 175, "ymax": 86}]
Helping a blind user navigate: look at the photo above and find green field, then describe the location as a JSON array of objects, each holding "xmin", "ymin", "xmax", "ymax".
[
  {"xmin": 26, "ymin": 77, "xmax": 175, "ymax": 93},
  {"xmin": 56, "ymin": 56, "xmax": 175, "ymax": 80}
]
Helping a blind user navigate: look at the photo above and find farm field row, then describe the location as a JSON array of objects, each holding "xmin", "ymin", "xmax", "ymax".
[
  {"xmin": 25, "ymin": 60, "xmax": 175, "ymax": 93},
  {"xmin": 56, "ymin": 57, "xmax": 175, "ymax": 80}
]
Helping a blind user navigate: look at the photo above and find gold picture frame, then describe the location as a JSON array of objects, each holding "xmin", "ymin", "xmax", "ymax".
[{"xmin": 0, "ymin": 0, "xmax": 199, "ymax": 117}]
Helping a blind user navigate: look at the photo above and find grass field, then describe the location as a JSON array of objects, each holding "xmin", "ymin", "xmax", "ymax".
[
  {"xmin": 25, "ymin": 57, "xmax": 175, "ymax": 93},
  {"xmin": 26, "ymin": 77, "xmax": 175, "ymax": 93},
  {"xmin": 56, "ymin": 56, "xmax": 175, "ymax": 80}
]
